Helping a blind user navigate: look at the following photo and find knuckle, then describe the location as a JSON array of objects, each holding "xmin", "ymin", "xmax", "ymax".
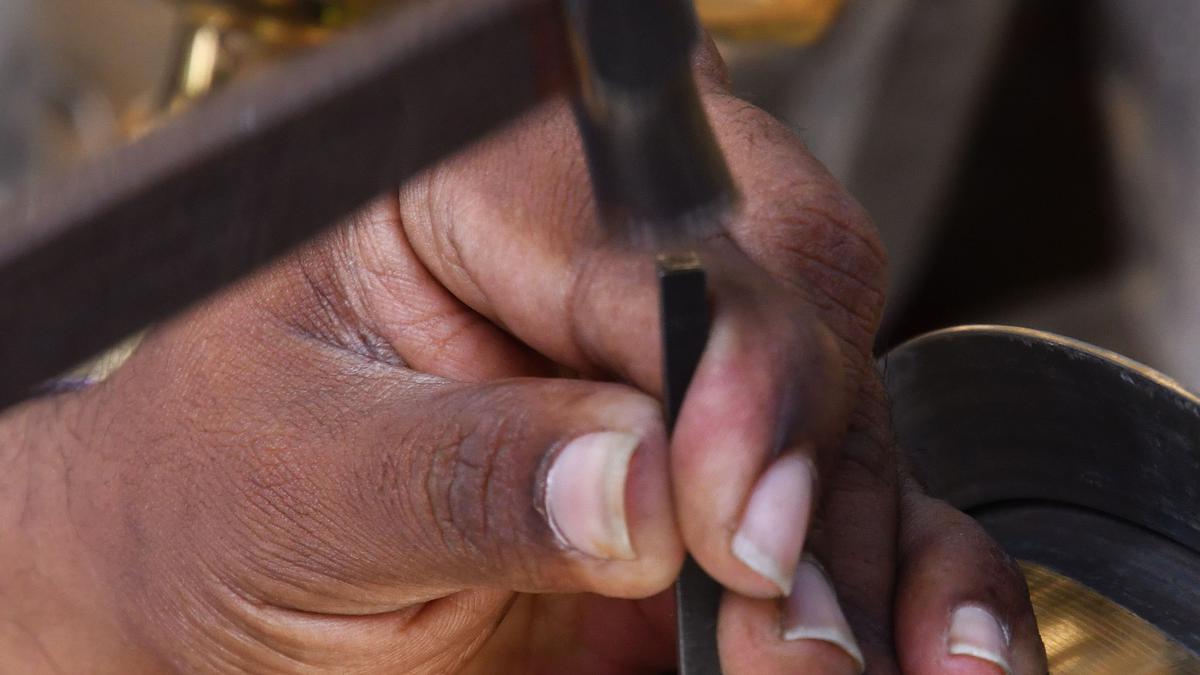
[
  {"xmin": 766, "ymin": 199, "xmax": 888, "ymax": 358},
  {"xmin": 412, "ymin": 387, "xmax": 544, "ymax": 564},
  {"xmin": 713, "ymin": 95, "xmax": 889, "ymax": 358}
]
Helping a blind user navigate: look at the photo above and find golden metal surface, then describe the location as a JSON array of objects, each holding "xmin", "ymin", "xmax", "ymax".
[
  {"xmin": 171, "ymin": 0, "xmax": 393, "ymax": 29},
  {"xmin": 694, "ymin": 0, "xmax": 844, "ymax": 44},
  {"xmin": 161, "ymin": 1, "xmax": 394, "ymax": 110},
  {"xmin": 1023, "ymin": 562, "xmax": 1200, "ymax": 674}
]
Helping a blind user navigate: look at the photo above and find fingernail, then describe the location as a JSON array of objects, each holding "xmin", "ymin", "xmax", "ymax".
[
  {"xmin": 544, "ymin": 431, "xmax": 639, "ymax": 560},
  {"xmin": 731, "ymin": 452, "xmax": 815, "ymax": 594},
  {"xmin": 782, "ymin": 556, "xmax": 865, "ymax": 673},
  {"xmin": 948, "ymin": 605, "xmax": 1012, "ymax": 674}
]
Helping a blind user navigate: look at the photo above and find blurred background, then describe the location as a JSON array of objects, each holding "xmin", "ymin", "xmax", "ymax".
[{"xmin": 0, "ymin": 0, "xmax": 1197, "ymax": 390}]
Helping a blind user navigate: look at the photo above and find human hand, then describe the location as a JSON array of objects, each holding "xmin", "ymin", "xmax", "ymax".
[{"xmin": 0, "ymin": 44, "xmax": 1045, "ymax": 674}]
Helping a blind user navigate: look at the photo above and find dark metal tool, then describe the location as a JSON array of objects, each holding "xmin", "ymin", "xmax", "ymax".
[
  {"xmin": 562, "ymin": 2, "xmax": 736, "ymax": 672},
  {"xmin": 883, "ymin": 325, "xmax": 1200, "ymax": 655},
  {"xmin": 563, "ymin": 0, "xmax": 733, "ymax": 246},
  {"xmin": 0, "ymin": 0, "xmax": 572, "ymax": 408},
  {"xmin": 658, "ymin": 253, "xmax": 721, "ymax": 675}
]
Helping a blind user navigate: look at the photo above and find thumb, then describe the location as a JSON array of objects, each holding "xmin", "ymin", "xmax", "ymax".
[
  {"xmin": 322, "ymin": 374, "xmax": 685, "ymax": 604},
  {"xmin": 83, "ymin": 288, "xmax": 684, "ymax": 615}
]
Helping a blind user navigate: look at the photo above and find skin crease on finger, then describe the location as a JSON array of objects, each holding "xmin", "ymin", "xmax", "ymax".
[{"xmin": 0, "ymin": 44, "xmax": 1028, "ymax": 675}]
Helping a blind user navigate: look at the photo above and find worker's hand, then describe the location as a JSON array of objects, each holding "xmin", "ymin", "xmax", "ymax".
[{"xmin": 0, "ymin": 45, "xmax": 1044, "ymax": 674}]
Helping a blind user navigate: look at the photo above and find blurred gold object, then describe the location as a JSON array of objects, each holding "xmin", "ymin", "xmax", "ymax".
[
  {"xmin": 161, "ymin": 0, "xmax": 393, "ymax": 111},
  {"xmin": 160, "ymin": 0, "xmax": 845, "ymax": 113},
  {"xmin": 695, "ymin": 0, "xmax": 844, "ymax": 44},
  {"xmin": 180, "ymin": 0, "xmax": 387, "ymax": 27},
  {"xmin": 82, "ymin": 0, "xmax": 393, "ymax": 381},
  {"xmin": 1022, "ymin": 562, "xmax": 1200, "ymax": 674}
]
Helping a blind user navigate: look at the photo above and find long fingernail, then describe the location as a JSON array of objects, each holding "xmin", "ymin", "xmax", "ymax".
[
  {"xmin": 544, "ymin": 431, "xmax": 639, "ymax": 560},
  {"xmin": 782, "ymin": 556, "xmax": 865, "ymax": 673},
  {"xmin": 948, "ymin": 605, "xmax": 1012, "ymax": 674},
  {"xmin": 731, "ymin": 451, "xmax": 815, "ymax": 594}
]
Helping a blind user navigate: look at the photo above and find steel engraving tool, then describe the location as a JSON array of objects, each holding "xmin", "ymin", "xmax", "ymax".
[{"xmin": 563, "ymin": 2, "xmax": 737, "ymax": 672}]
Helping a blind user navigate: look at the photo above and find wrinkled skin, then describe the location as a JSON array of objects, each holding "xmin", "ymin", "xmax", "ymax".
[{"xmin": 0, "ymin": 46, "xmax": 1046, "ymax": 674}]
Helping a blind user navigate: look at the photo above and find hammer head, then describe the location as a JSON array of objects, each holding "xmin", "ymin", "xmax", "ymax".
[{"xmin": 564, "ymin": 0, "xmax": 738, "ymax": 248}]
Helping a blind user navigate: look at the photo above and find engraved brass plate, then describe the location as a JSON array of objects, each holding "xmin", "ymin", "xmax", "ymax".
[{"xmin": 1023, "ymin": 562, "xmax": 1200, "ymax": 674}]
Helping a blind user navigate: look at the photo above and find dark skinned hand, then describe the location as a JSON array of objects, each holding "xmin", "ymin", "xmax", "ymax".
[{"xmin": 0, "ymin": 44, "xmax": 1046, "ymax": 674}]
